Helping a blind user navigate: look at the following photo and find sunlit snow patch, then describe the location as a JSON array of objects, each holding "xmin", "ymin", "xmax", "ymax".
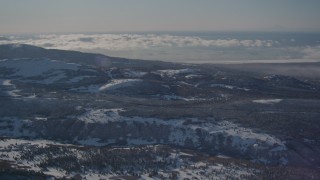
[
  {"xmin": 99, "ymin": 79, "xmax": 142, "ymax": 91},
  {"xmin": 252, "ymin": 99, "xmax": 283, "ymax": 104},
  {"xmin": 6, "ymin": 89, "xmax": 21, "ymax": 97},
  {"xmin": 156, "ymin": 68, "xmax": 196, "ymax": 77},
  {"xmin": 211, "ymin": 84, "xmax": 250, "ymax": 91},
  {"xmin": 0, "ymin": 79, "xmax": 13, "ymax": 86},
  {"xmin": 185, "ymin": 74, "xmax": 203, "ymax": 79},
  {"xmin": 78, "ymin": 109, "xmax": 125, "ymax": 123},
  {"xmin": 76, "ymin": 108, "xmax": 287, "ymax": 154}
]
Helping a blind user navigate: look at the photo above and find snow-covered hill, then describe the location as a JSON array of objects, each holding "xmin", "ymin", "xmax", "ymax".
[{"xmin": 0, "ymin": 44, "xmax": 319, "ymax": 179}]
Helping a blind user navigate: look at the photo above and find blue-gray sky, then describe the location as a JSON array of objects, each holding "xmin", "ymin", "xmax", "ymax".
[{"xmin": 1, "ymin": 0, "xmax": 320, "ymax": 34}]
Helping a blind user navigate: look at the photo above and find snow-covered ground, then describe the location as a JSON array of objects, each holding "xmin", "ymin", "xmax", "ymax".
[
  {"xmin": 211, "ymin": 84, "xmax": 250, "ymax": 91},
  {"xmin": 0, "ymin": 79, "xmax": 13, "ymax": 86},
  {"xmin": 73, "ymin": 108, "xmax": 287, "ymax": 158},
  {"xmin": 156, "ymin": 68, "xmax": 196, "ymax": 78},
  {"xmin": 0, "ymin": 138, "xmax": 77, "ymax": 178},
  {"xmin": 155, "ymin": 94, "xmax": 206, "ymax": 101},
  {"xmin": 0, "ymin": 137, "xmax": 262, "ymax": 179},
  {"xmin": 0, "ymin": 58, "xmax": 79, "ymax": 77},
  {"xmin": 69, "ymin": 79, "xmax": 142, "ymax": 93},
  {"xmin": 67, "ymin": 75, "xmax": 94, "ymax": 83},
  {"xmin": 124, "ymin": 70, "xmax": 147, "ymax": 78},
  {"xmin": 99, "ymin": 79, "xmax": 142, "ymax": 91},
  {"xmin": 185, "ymin": 74, "xmax": 203, "ymax": 79},
  {"xmin": 0, "ymin": 117, "xmax": 35, "ymax": 137},
  {"xmin": 0, "ymin": 138, "xmax": 73, "ymax": 149},
  {"xmin": 77, "ymin": 108, "xmax": 124, "ymax": 123},
  {"xmin": 6, "ymin": 89, "xmax": 21, "ymax": 97},
  {"xmin": 20, "ymin": 70, "xmax": 67, "ymax": 84},
  {"xmin": 252, "ymin": 99, "xmax": 283, "ymax": 104},
  {"xmin": 0, "ymin": 58, "xmax": 86, "ymax": 86}
]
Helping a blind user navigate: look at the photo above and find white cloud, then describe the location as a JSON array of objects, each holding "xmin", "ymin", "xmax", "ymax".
[
  {"xmin": 302, "ymin": 46, "xmax": 320, "ymax": 59},
  {"xmin": 0, "ymin": 34, "xmax": 275, "ymax": 51}
]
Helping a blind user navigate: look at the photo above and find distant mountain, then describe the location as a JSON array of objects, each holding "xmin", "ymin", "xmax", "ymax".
[{"xmin": 0, "ymin": 44, "xmax": 109, "ymax": 66}]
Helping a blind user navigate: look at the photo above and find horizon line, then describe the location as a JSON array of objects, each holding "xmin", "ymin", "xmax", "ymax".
[{"xmin": 1, "ymin": 30, "xmax": 320, "ymax": 36}]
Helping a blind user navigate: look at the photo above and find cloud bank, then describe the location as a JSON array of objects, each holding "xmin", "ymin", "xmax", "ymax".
[
  {"xmin": 0, "ymin": 34, "xmax": 274, "ymax": 51},
  {"xmin": 302, "ymin": 46, "xmax": 320, "ymax": 59},
  {"xmin": 0, "ymin": 34, "xmax": 319, "ymax": 63}
]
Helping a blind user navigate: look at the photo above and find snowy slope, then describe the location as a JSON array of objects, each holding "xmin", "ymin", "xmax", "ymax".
[
  {"xmin": 99, "ymin": 79, "xmax": 142, "ymax": 91},
  {"xmin": 0, "ymin": 58, "xmax": 79, "ymax": 77},
  {"xmin": 156, "ymin": 68, "xmax": 196, "ymax": 77},
  {"xmin": 73, "ymin": 108, "xmax": 287, "ymax": 163}
]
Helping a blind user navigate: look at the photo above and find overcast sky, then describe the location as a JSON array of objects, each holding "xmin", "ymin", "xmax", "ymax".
[{"xmin": 1, "ymin": 0, "xmax": 320, "ymax": 34}]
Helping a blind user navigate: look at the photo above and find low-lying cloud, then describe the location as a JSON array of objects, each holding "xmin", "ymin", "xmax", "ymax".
[
  {"xmin": 302, "ymin": 46, "xmax": 320, "ymax": 59},
  {"xmin": 0, "ymin": 34, "xmax": 274, "ymax": 51},
  {"xmin": 0, "ymin": 34, "xmax": 319, "ymax": 63}
]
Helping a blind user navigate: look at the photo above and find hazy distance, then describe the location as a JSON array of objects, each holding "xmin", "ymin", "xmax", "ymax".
[{"xmin": 1, "ymin": 0, "xmax": 320, "ymax": 34}]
